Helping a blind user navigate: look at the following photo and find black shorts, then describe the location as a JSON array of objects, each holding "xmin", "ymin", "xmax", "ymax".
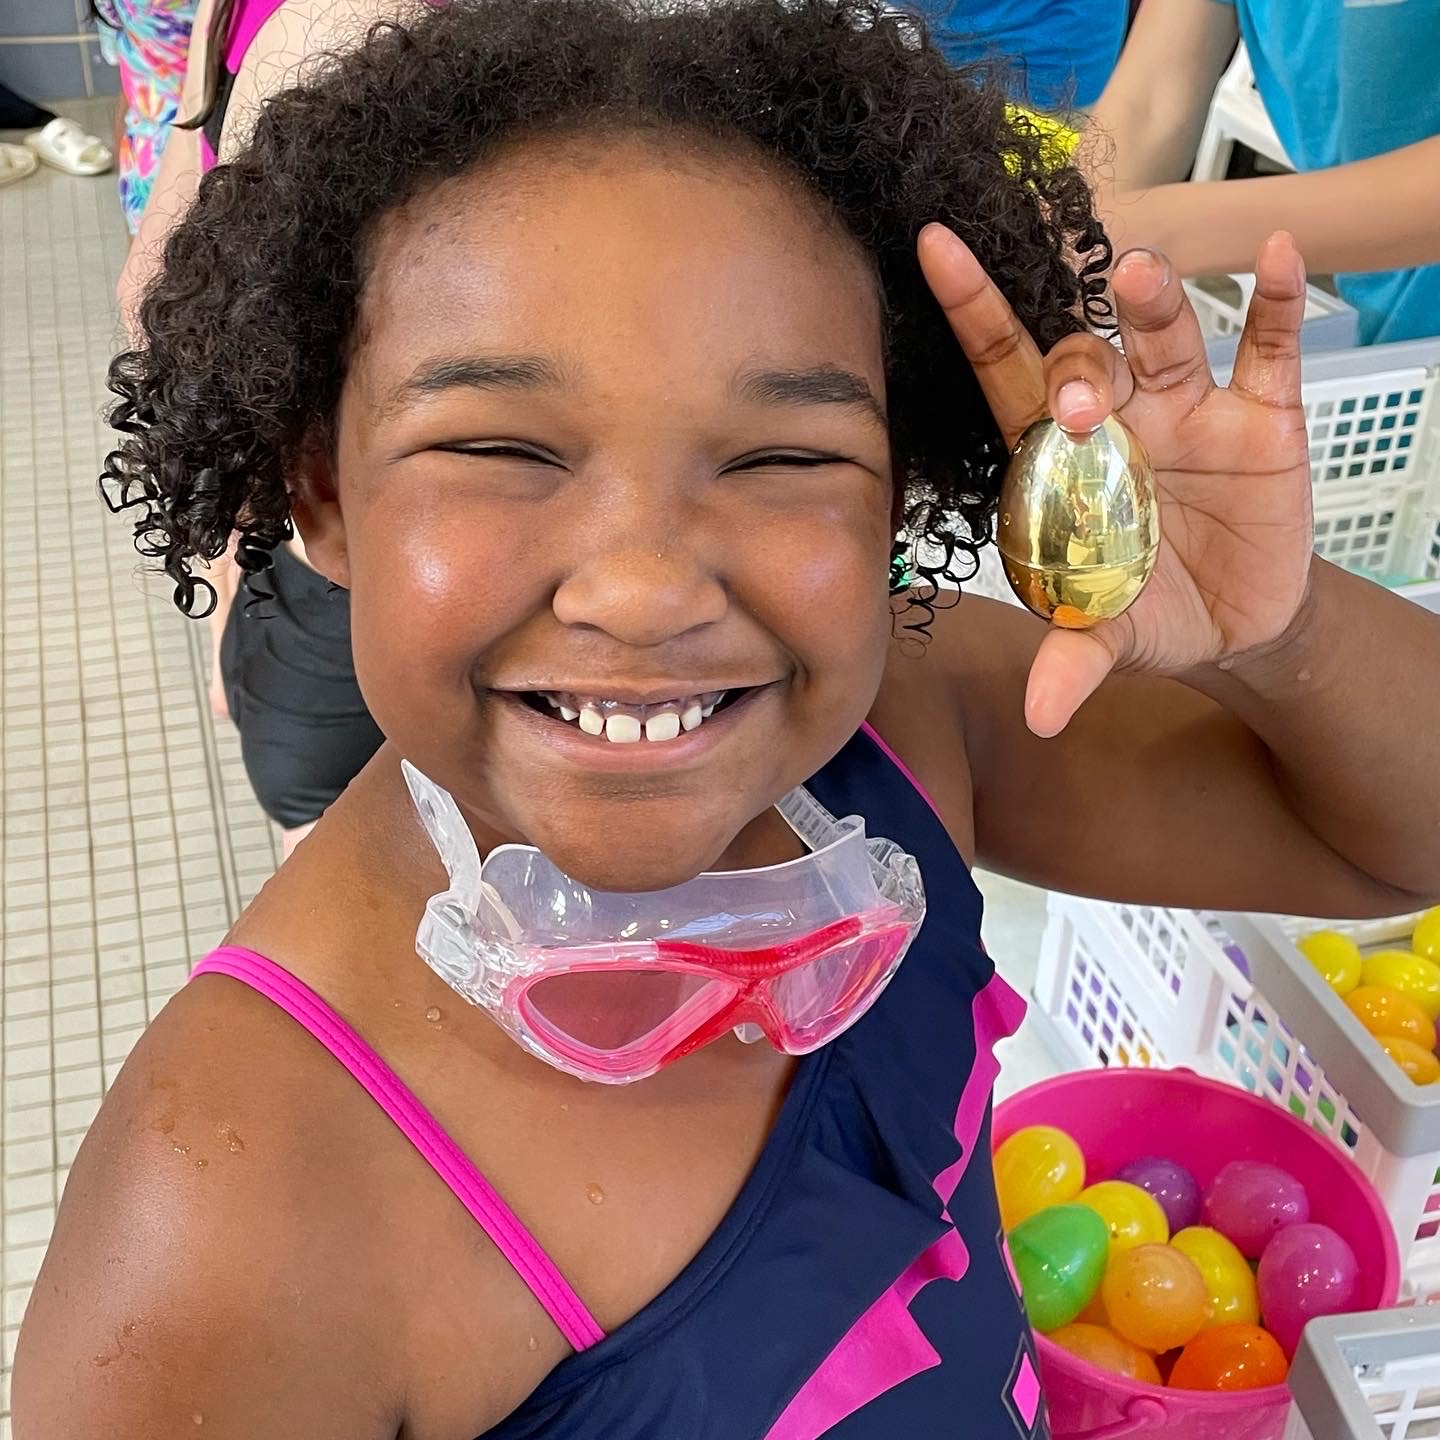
[{"xmin": 219, "ymin": 546, "xmax": 384, "ymax": 830}]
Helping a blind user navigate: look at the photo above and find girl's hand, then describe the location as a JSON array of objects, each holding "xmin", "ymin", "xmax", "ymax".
[{"xmin": 918, "ymin": 226, "xmax": 1314, "ymax": 738}]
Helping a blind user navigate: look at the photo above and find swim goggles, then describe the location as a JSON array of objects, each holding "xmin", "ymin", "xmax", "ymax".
[{"xmin": 403, "ymin": 761, "xmax": 927, "ymax": 1084}]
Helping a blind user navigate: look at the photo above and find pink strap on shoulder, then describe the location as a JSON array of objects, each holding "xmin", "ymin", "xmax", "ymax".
[
  {"xmin": 192, "ymin": 946, "xmax": 606, "ymax": 1352},
  {"xmin": 223, "ymin": 0, "xmax": 290, "ymax": 71}
]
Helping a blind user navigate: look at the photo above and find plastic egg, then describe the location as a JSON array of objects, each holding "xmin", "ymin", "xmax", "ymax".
[
  {"xmin": 995, "ymin": 1125, "xmax": 1087, "ymax": 1230},
  {"xmin": 1170, "ymin": 1226, "xmax": 1260, "ymax": 1329},
  {"xmin": 1009, "ymin": 1203, "xmax": 1110, "ymax": 1333},
  {"xmin": 996, "ymin": 415, "xmax": 1160, "ymax": 629},
  {"xmin": 1344, "ymin": 985, "xmax": 1438, "ymax": 1050},
  {"xmin": 1113, "ymin": 1156, "xmax": 1202, "ymax": 1233},
  {"xmin": 1101, "ymin": 1243, "xmax": 1209, "ymax": 1353},
  {"xmin": 1202, "ymin": 1161, "xmax": 1310, "ymax": 1259},
  {"xmin": 1413, "ymin": 907, "xmax": 1440, "ymax": 963},
  {"xmin": 1050, "ymin": 1323, "xmax": 1163, "ymax": 1384},
  {"xmin": 1256, "ymin": 1222, "xmax": 1360, "ymax": 1357},
  {"xmin": 1078, "ymin": 1180, "xmax": 1170, "ymax": 1256},
  {"xmin": 1296, "ymin": 931, "xmax": 1363, "ymax": 996},
  {"xmin": 1168, "ymin": 1323, "xmax": 1289, "ymax": 1391},
  {"xmin": 1378, "ymin": 1035, "xmax": 1440, "ymax": 1084},
  {"xmin": 1359, "ymin": 951, "xmax": 1440, "ymax": 1020}
]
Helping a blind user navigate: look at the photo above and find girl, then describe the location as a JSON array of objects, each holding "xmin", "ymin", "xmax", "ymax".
[{"xmin": 16, "ymin": 1, "xmax": 1440, "ymax": 1435}]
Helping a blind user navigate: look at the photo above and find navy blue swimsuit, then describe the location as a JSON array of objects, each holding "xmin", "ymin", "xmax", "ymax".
[{"xmin": 199, "ymin": 729, "xmax": 1045, "ymax": 1438}]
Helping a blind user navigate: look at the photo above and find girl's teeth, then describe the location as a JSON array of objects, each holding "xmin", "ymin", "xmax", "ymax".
[
  {"xmin": 701, "ymin": 702, "xmax": 716, "ymax": 718},
  {"xmin": 645, "ymin": 712, "xmax": 681, "ymax": 743},
  {"xmin": 579, "ymin": 706, "xmax": 605, "ymax": 736},
  {"xmin": 680, "ymin": 702, "xmax": 703, "ymax": 732},
  {"xmin": 605, "ymin": 714, "xmax": 642, "ymax": 743},
  {"xmin": 559, "ymin": 705, "xmax": 579, "ymax": 721}
]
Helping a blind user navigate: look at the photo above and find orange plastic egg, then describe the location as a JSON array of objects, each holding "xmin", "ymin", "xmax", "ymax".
[
  {"xmin": 1168, "ymin": 1324, "xmax": 1289, "ymax": 1391},
  {"xmin": 1344, "ymin": 986, "xmax": 1437, "ymax": 1050},
  {"xmin": 1378, "ymin": 1035, "xmax": 1440, "ymax": 1085},
  {"xmin": 1102, "ymin": 1244, "xmax": 1209, "ymax": 1353},
  {"xmin": 1050, "ymin": 1323, "xmax": 1162, "ymax": 1384}
]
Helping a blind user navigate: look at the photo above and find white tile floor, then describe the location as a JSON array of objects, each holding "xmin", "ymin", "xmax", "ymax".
[{"xmin": 0, "ymin": 99, "xmax": 1056, "ymax": 1437}]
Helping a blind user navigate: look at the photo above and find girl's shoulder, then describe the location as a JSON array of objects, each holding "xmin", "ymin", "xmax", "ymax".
[{"xmin": 14, "ymin": 972, "xmax": 406, "ymax": 1435}]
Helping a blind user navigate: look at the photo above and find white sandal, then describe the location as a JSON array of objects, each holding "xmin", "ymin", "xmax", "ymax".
[
  {"xmin": 24, "ymin": 117, "xmax": 114, "ymax": 177},
  {"xmin": 0, "ymin": 142, "xmax": 39, "ymax": 188}
]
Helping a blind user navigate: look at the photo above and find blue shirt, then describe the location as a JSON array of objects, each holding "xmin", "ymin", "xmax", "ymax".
[
  {"xmin": 925, "ymin": 0, "xmax": 1127, "ymax": 109},
  {"xmin": 1221, "ymin": 0, "xmax": 1440, "ymax": 344}
]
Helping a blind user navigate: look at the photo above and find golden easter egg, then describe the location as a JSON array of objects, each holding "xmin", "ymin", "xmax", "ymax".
[{"xmin": 997, "ymin": 415, "xmax": 1161, "ymax": 628}]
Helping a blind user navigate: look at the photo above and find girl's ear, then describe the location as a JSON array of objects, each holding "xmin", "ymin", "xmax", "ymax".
[{"xmin": 288, "ymin": 441, "xmax": 350, "ymax": 588}]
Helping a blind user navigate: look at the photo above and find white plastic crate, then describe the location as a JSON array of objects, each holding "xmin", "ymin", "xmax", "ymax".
[
  {"xmin": 1285, "ymin": 1307, "xmax": 1440, "ymax": 1440},
  {"xmin": 1034, "ymin": 896, "xmax": 1440, "ymax": 1303}
]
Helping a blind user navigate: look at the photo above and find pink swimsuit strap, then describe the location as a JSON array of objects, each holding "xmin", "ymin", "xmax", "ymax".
[{"xmin": 191, "ymin": 945, "xmax": 606, "ymax": 1353}]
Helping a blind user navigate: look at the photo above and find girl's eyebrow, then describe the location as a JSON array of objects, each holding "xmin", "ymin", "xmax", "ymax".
[
  {"xmin": 735, "ymin": 365, "xmax": 888, "ymax": 428},
  {"xmin": 381, "ymin": 354, "xmax": 565, "ymax": 417},
  {"xmin": 378, "ymin": 356, "xmax": 887, "ymax": 428}
]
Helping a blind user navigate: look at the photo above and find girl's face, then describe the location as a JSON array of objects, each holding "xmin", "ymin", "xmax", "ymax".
[{"xmin": 302, "ymin": 135, "xmax": 896, "ymax": 890}]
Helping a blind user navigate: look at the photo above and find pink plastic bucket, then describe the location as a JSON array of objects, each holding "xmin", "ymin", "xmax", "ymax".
[{"xmin": 993, "ymin": 1069, "xmax": 1400, "ymax": 1440}]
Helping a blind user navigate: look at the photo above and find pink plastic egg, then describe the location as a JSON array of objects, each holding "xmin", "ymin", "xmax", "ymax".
[
  {"xmin": 1202, "ymin": 1161, "xmax": 1310, "ymax": 1259},
  {"xmin": 1256, "ymin": 1223, "xmax": 1359, "ymax": 1357}
]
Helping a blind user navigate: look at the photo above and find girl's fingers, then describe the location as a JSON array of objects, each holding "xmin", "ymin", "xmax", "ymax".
[
  {"xmin": 1043, "ymin": 332, "xmax": 1136, "ymax": 435},
  {"xmin": 1024, "ymin": 624, "xmax": 1123, "ymax": 738},
  {"xmin": 1230, "ymin": 232, "xmax": 1307, "ymax": 408},
  {"xmin": 1112, "ymin": 248, "xmax": 1214, "ymax": 409},
  {"xmin": 918, "ymin": 222, "xmax": 1046, "ymax": 447}
]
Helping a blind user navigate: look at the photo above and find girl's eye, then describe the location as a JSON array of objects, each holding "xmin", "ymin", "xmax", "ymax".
[
  {"xmin": 433, "ymin": 443, "xmax": 558, "ymax": 464},
  {"xmin": 727, "ymin": 452, "xmax": 850, "ymax": 472}
]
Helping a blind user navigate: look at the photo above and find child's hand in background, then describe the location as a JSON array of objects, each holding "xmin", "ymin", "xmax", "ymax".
[{"xmin": 919, "ymin": 226, "xmax": 1315, "ymax": 737}]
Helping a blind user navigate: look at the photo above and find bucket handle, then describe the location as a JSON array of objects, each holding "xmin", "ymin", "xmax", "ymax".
[{"xmin": 1052, "ymin": 1396, "xmax": 1169, "ymax": 1440}]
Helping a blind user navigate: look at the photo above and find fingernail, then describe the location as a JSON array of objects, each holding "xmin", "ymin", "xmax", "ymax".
[
  {"xmin": 1057, "ymin": 380, "xmax": 1099, "ymax": 423},
  {"xmin": 1115, "ymin": 248, "xmax": 1168, "ymax": 301}
]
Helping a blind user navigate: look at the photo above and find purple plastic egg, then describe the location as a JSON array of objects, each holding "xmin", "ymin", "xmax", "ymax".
[
  {"xmin": 1112, "ymin": 1156, "xmax": 1202, "ymax": 1233},
  {"xmin": 1256, "ymin": 1222, "xmax": 1360, "ymax": 1357},
  {"xmin": 1202, "ymin": 1161, "xmax": 1311, "ymax": 1259}
]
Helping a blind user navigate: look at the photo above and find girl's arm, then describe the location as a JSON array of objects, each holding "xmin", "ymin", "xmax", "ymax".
[
  {"xmin": 1104, "ymin": 136, "xmax": 1440, "ymax": 278},
  {"xmin": 117, "ymin": 0, "xmax": 214, "ymax": 339},
  {"xmin": 1079, "ymin": 0, "xmax": 1239, "ymax": 194},
  {"xmin": 909, "ymin": 228, "xmax": 1440, "ymax": 919}
]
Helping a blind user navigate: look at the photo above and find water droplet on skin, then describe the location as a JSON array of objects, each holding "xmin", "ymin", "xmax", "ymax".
[
  {"xmin": 93, "ymin": 1353, "xmax": 112, "ymax": 1368},
  {"xmin": 392, "ymin": 1000, "xmax": 402, "ymax": 1009},
  {"xmin": 425, "ymin": 1006, "xmax": 442, "ymax": 1023},
  {"xmin": 196, "ymin": 1158, "xmax": 209, "ymax": 1170},
  {"xmin": 192, "ymin": 1412, "xmax": 205, "ymax": 1427},
  {"xmin": 585, "ymin": 1183, "xmax": 605, "ymax": 1206},
  {"xmin": 173, "ymin": 1143, "xmax": 191, "ymax": 1157},
  {"xmin": 560, "ymin": 1103, "xmax": 570, "ymax": 1113},
  {"xmin": 122, "ymin": 1324, "xmax": 135, "ymax": 1337},
  {"xmin": 219, "ymin": 1125, "xmax": 245, "ymax": 1154},
  {"xmin": 527, "ymin": 1335, "xmax": 539, "ymax": 1352}
]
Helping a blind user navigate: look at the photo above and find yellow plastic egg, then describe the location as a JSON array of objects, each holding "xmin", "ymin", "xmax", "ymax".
[
  {"xmin": 1170, "ymin": 1226, "xmax": 1260, "ymax": 1330},
  {"xmin": 1378, "ymin": 1036, "xmax": 1440, "ymax": 1085},
  {"xmin": 1413, "ymin": 908, "xmax": 1440, "ymax": 964},
  {"xmin": 1359, "ymin": 951, "xmax": 1440, "ymax": 1021},
  {"xmin": 995, "ymin": 1125, "xmax": 1087, "ymax": 1230},
  {"xmin": 1296, "ymin": 931, "xmax": 1363, "ymax": 996},
  {"xmin": 1078, "ymin": 1181, "xmax": 1170, "ymax": 1256},
  {"xmin": 997, "ymin": 415, "xmax": 1160, "ymax": 629}
]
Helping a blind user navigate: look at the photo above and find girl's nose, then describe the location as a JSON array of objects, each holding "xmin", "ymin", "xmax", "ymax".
[{"xmin": 551, "ymin": 501, "xmax": 728, "ymax": 646}]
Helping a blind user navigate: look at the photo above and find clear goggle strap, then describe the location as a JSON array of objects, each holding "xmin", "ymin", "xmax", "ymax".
[{"xmin": 402, "ymin": 760, "xmax": 494, "ymax": 998}]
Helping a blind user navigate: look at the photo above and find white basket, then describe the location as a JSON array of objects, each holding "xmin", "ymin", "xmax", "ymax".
[
  {"xmin": 1284, "ymin": 1307, "xmax": 1440, "ymax": 1440},
  {"xmin": 1034, "ymin": 895, "xmax": 1440, "ymax": 1304}
]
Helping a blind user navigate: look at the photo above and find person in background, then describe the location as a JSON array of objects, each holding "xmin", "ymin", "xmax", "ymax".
[
  {"xmin": 924, "ymin": 0, "xmax": 1129, "ymax": 110},
  {"xmin": 117, "ymin": 0, "xmax": 394, "ymax": 859},
  {"xmin": 1087, "ymin": 0, "xmax": 1440, "ymax": 345},
  {"xmin": 92, "ymin": 0, "xmax": 199, "ymax": 233}
]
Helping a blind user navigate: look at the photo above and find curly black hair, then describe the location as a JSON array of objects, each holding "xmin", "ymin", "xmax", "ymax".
[{"xmin": 102, "ymin": 0, "xmax": 1110, "ymax": 624}]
